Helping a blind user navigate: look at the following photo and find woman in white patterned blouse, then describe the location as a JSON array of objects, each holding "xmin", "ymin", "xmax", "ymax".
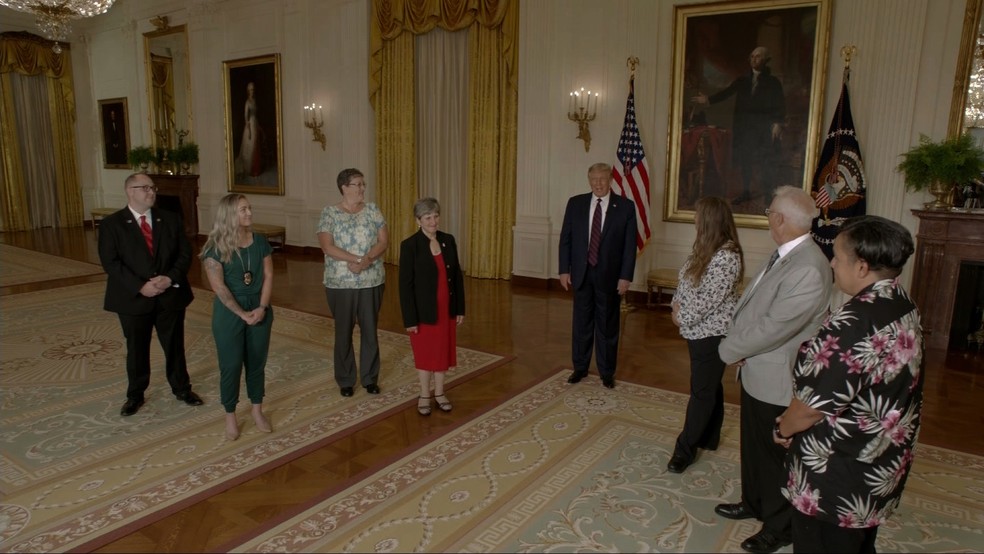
[{"xmin": 668, "ymin": 196, "xmax": 744, "ymax": 474}]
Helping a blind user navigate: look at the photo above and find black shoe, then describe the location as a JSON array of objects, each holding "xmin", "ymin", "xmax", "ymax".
[
  {"xmin": 567, "ymin": 372, "xmax": 587, "ymax": 384},
  {"xmin": 120, "ymin": 398, "xmax": 144, "ymax": 416},
  {"xmin": 602, "ymin": 377, "xmax": 615, "ymax": 389},
  {"xmin": 715, "ymin": 502, "xmax": 756, "ymax": 520},
  {"xmin": 176, "ymin": 391, "xmax": 204, "ymax": 406},
  {"xmin": 365, "ymin": 384, "xmax": 380, "ymax": 394},
  {"xmin": 740, "ymin": 530, "xmax": 791, "ymax": 554},
  {"xmin": 340, "ymin": 386, "xmax": 354, "ymax": 397},
  {"xmin": 667, "ymin": 455, "xmax": 691, "ymax": 474}
]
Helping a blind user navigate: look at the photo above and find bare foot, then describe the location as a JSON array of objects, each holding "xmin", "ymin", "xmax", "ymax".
[
  {"xmin": 225, "ymin": 413, "xmax": 240, "ymax": 441},
  {"xmin": 252, "ymin": 407, "xmax": 272, "ymax": 433}
]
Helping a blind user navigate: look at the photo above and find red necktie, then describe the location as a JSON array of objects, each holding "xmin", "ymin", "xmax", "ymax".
[
  {"xmin": 139, "ymin": 215, "xmax": 154, "ymax": 254},
  {"xmin": 588, "ymin": 198, "xmax": 602, "ymax": 266}
]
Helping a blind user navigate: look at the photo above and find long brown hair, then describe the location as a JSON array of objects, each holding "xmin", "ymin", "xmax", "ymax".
[{"xmin": 683, "ymin": 196, "xmax": 744, "ymax": 286}]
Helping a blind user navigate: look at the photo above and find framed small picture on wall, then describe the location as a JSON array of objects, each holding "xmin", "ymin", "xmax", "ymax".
[
  {"xmin": 98, "ymin": 97, "xmax": 130, "ymax": 169},
  {"xmin": 223, "ymin": 54, "xmax": 285, "ymax": 195}
]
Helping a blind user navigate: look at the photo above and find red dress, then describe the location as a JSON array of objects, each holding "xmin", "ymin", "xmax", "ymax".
[{"xmin": 409, "ymin": 252, "xmax": 457, "ymax": 371}]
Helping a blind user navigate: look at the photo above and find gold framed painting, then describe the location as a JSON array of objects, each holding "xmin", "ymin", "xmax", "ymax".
[
  {"xmin": 98, "ymin": 97, "xmax": 130, "ymax": 169},
  {"xmin": 223, "ymin": 54, "xmax": 284, "ymax": 195},
  {"xmin": 664, "ymin": 0, "xmax": 831, "ymax": 228}
]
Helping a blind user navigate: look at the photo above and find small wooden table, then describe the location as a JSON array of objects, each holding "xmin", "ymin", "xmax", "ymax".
[
  {"xmin": 645, "ymin": 268, "xmax": 679, "ymax": 307},
  {"xmin": 90, "ymin": 207, "xmax": 117, "ymax": 232},
  {"xmin": 252, "ymin": 223, "xmax": 286, "ymax": 251}
]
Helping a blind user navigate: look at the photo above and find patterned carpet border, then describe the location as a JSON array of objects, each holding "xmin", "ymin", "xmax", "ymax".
[
  {"xmin": 0, "ymin": 244, "xmax": 104, "ymax": 288},
  {"xmin": 223, "ymin": 371, "xmax": 984, "ymax": 553},
  {"xmin": 0, "ymin": 283, "xmax": 512, "ymax": 553}
]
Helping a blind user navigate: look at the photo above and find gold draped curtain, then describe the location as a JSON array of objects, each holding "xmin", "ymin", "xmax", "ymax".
[
  {"xmin": 150, "ymin": 54, "xmax": 176, "ymax": 149},
  {"xmin": 0, "ymin": 32, "xmax": 83, "ymax": 230},
  {"xmin": 370, "ymin": 0, "xmax": 517, "ymax": 278}
]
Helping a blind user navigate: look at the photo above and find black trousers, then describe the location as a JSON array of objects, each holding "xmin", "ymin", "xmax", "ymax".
[
  {"xmin": 740, "ymin": 386, "xmax": 792, "ymax": 540},
  {"xmin": 571, "ymin": 265, "xmax": 621, "ymax": 377},
  {"xmin": 118, "ymin": 304, "xmax": 191, "ymax": 401},
  {"xmin": 673, "ymin": 335, "xmax": 726, "ymax": 461},
  {"xmin": 793, "ymin": 510, "xmax": 878, "ymax": 553}
]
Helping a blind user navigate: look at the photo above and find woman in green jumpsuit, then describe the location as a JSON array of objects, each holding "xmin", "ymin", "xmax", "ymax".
[{"xmin": 201, "ymin": 194, "xmax": 274, "ymax": 441}]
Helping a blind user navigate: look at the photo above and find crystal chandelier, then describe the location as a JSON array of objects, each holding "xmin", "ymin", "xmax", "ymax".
[{"xmin": 0, "ymin": 0, "xmax": 117, "ymax": 53}]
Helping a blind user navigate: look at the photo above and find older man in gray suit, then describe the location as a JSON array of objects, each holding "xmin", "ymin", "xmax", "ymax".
[{"xmin": 713, "ymin": 186, "xmax": 832, "ymax": 554}]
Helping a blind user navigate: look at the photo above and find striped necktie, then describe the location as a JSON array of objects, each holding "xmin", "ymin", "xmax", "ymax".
[
  {"xmin": 765, "ymin": 249, "xmax": 780, "ymax": 272},
  {"xmin": 588, "ymin": 198, "xmax": 602, "ymax": 266}
]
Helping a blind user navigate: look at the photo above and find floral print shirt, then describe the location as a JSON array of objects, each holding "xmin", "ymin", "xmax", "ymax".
[
  {"xmin": 783, "ymin": 278, "xmax": 923, "ymax": 528},
  {"xmin": 317, "ymin": 202, "xmax": 386, "ymax": 289},
  {"xmin": 671, "ymin": 245, "xmax": 742, "ymax": 340}
]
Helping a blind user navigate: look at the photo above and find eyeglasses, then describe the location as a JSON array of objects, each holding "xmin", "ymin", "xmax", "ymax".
[
  {"xmin": 128, "ymin": 185, "xmax": 158, "ymax": 193},
  {"xmin": 343, "ymin": 182, "xmax": 367, "ymax": 188},
  {"xmin": 764, "ymin": 208, "xmax": 776, "ymax": 216}
]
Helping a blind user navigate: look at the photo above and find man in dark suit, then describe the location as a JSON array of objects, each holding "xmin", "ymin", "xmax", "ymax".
[
  {"xmin": 693, "ymin": 46, "xmax": 786, "ymax": 204},
  {"xmin": 98, "ymin": 173, "xmax": 204, "ymax": 416},
  {"xmin": 559, "ymin": 162, "xmax": 638, "ymax": 389},
  {"xmin": 713, "ymin": 185, "xmax": 831, "ymax": 553}
]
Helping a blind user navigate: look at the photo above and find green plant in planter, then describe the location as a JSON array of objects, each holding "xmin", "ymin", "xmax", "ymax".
[
  {"xmin": 171, "ymin": 142, "xmax": 199, "ymax": 174},
  {"xmin": 897, "ymin": 133, "xmax": 984, "ymax": 209},
  {"xmin": 127, "ymin": 146, "xmax": 155, "ymax": 171}
]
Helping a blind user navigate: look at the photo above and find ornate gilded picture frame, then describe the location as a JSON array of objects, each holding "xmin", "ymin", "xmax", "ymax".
[
  {"xmin": 664, "ymin": 0, "xmax": 831, "ymax": 228},
  {"xmin": 98, "ymin": 97, "xmax": 130, "ymax": 169},
  {"xmin": 223, "ymin": 54, "xmax": 284, "ymax": 195}
]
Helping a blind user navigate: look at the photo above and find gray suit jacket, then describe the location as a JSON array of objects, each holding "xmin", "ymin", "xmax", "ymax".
[{"xmin": 718, "ymin": 237, "xmax": 832, "ymax": 406}]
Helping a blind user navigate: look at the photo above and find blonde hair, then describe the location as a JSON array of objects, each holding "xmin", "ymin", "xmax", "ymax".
[{"xmin": 200, "ymin": 193, "xmax": 249, "ymax": 263}]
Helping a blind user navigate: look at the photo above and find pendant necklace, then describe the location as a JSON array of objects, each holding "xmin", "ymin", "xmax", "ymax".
[{"xmin": 240, "ymin": 245, "xmax": 253, "ymax": 286}]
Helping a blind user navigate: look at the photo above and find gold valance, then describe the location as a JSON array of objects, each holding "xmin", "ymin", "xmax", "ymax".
[
  {"xmin": 370, "ymin": 0, "xmax": 516, "ymax": 108},
  {"xmin": 0, "ymin": 32, "xmax": 75, "ymax": 118}
]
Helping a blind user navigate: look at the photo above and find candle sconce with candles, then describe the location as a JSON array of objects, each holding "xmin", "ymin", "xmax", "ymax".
[
  {"xmin": 567, "ymin": 87, "xmax": 598, "ymax": 152},
  {"xmin": 304, "ymin": 103, "xmax": 326, "ymax": 150}
]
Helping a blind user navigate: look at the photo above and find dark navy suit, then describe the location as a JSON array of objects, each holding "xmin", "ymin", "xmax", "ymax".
[
  {"xmin": 558, "ymin": 192, "xmax": 637, "ymax": 378},
  {"xmin": 98, "ymin": 206, "xmax": 194, "ymax": 401}
]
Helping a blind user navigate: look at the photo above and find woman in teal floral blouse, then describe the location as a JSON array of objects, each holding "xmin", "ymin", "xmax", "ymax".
[
  {"xmin": 774, "ymin": 216, "xmax": 923, "ymax": 553},
  {"xmin": 317, "ymin": 168, "xmax": 389, "ymax": 398}
]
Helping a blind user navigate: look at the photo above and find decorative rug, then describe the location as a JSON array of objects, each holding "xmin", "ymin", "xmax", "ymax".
[
  {"xmin": 227, "ymin": 371, "xmax": 984, "ymax": 553},
  {"xmin": 0, "ymin": 244, "xmax": 104, "ymax": 287},
  {"xmin": 0, "ymin": 283, "xmax": 509, "ymax": 553}
]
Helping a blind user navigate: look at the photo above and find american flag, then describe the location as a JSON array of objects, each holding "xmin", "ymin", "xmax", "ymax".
[{"xmin": 612, "ymin": 78, "xmax": 651, "ymax": 253}]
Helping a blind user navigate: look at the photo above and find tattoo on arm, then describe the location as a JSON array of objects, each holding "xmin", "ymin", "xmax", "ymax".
[{"xmin": 204, "ymin": 258, "xmax": 245, "ymax": 317}]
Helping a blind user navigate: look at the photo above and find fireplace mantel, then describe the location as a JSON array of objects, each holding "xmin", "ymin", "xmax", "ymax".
[
  {"xmin": 910, "ymin": 209, "xmax": 984, "ymax": 350},
  {"xmin": 150, "ymin": 174, "xmax": 199, "ymax": 240}
]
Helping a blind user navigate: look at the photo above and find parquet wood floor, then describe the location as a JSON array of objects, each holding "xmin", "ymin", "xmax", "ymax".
[{"xmin": 1, "ymin": 227, "xmax": 980, "ymax": 552}]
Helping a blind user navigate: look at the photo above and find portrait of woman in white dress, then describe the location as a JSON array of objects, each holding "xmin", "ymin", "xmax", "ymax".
[{"xmin": 235, "ymin": 81, "xmax": 264, "ymax": 179}]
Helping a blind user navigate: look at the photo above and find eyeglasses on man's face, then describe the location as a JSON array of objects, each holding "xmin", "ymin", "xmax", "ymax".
[
  {"xmin": 129, "ymin": 185, "xmax": 158, "ymax": 193},
  {"xmin": 765, "ymin": 208, "xmax": 777, "ymax": 216}
]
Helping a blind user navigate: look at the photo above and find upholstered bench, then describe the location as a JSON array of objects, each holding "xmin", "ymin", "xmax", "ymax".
[
  {"xmin": 252, "ymin": 223, "xmax": 286, "ymax": 251},
  {"xmin": 90, "ymin": 207, "xmax": 116, "ymax": 232},
  {"xmin": 645, "ymin": 268, "xmax": 679, "ymax": 307}
]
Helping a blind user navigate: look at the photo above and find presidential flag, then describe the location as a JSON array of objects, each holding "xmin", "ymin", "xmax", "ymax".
[
  {"xmin": 612, "ymin": 77, "xmax": 652, "ymax": 253},
  {"xmin": 810, "ymin": 80, "xmax": 867, "ymax": 259}
]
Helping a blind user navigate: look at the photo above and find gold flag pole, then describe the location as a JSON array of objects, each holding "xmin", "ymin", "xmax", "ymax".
[{"xmin": 618, "ymin": 56, "xmax": 640, "ymax": 362}]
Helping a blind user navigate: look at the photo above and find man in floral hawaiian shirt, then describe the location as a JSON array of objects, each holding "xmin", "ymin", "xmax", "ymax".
[{"xmin": 774, "ymin": 216, "xmax": 923, "ymax": 553}]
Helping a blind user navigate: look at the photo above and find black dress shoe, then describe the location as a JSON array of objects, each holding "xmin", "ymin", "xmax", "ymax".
[
  {"xmin": 567, "ymin": 372, "xmax": 587, "ymax": 384},
  {"xmin": 365, "ymin": 384, "xmax": 380, "ymax": 394},
  {"xmin": 667, "ymin": 455, "xmax": 691, "ymax": 474},
  {"xmin": 120, "ymin": 398, "xmax": 144, "ymax": 416},
  {"xmin": 176, "ymin": 391, "xmax": 204, "ymax": 406},
  {"xmin": 602, "ymin": 377, "xmax": 615, "ymax": 389},
  {"xmin": 740, "ymin": 530, "xmax": 791, "ymax": 554},
  {"xmin": 340, "ymin": 387, "xmax": 354, "ymax": 397},
  {"xmin": 714, "ymin": 502, "xmax": 756, "ymax": 520}
]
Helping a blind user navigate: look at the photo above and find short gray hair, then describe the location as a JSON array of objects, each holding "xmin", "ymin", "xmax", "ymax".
[
  {"xmin": 413, "ymin": 197, "xmax": 440, "ymax": 219},
  {"xmin": 772, "ymin": 186, "xmax": 816, "ymax": 231}
]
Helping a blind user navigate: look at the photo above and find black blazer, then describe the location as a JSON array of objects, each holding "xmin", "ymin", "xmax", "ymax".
[
  {"xmin": 558, "ymin": 192, "xmax": 637, "ymax": 290},
  {"xmin": 398, "ymin": 229, "xmax": 465, "ymax": 328},
  {"xmin": 98, "ymin": 206, "xmax": 194, "ymax": 315}
]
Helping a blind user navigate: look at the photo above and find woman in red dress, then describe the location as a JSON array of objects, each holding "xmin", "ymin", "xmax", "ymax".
[{"xmin": 398, "ymin": 198, "xmax": 465, "ymax": 415}]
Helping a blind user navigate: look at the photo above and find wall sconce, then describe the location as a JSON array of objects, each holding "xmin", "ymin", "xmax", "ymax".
[
  {"xmin": 303, "ymin": 103, "xmax": 326, "ymax": 150},
  {"xmin": 567, "ymin": 87, "xmax": 598, "ymax": 152}
]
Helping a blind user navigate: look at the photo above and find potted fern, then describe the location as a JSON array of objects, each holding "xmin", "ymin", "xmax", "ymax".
[
  {"xmin": 171, "ymin": 142, "xmax": 199, "ymax": 175},
  {"xmin": 897, "ymin": 132, "xmax": 984, "ymax": 210},
  {"xmin": 127, "ymin": 146, "xmax": 155, "ymax": 173}
]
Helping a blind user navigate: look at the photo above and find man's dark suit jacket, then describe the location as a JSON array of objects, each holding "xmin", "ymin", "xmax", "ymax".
[
  {"xmin": 399, "ymin": 229, "xmax": 465, "ymax": 328},
  {"xmin": 558, "ymin": 192, "xmax": 637, "ymax": 290},
  {"xmin": 98, "ymin": 206, "xmax": 194, "ymax": 315}
]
